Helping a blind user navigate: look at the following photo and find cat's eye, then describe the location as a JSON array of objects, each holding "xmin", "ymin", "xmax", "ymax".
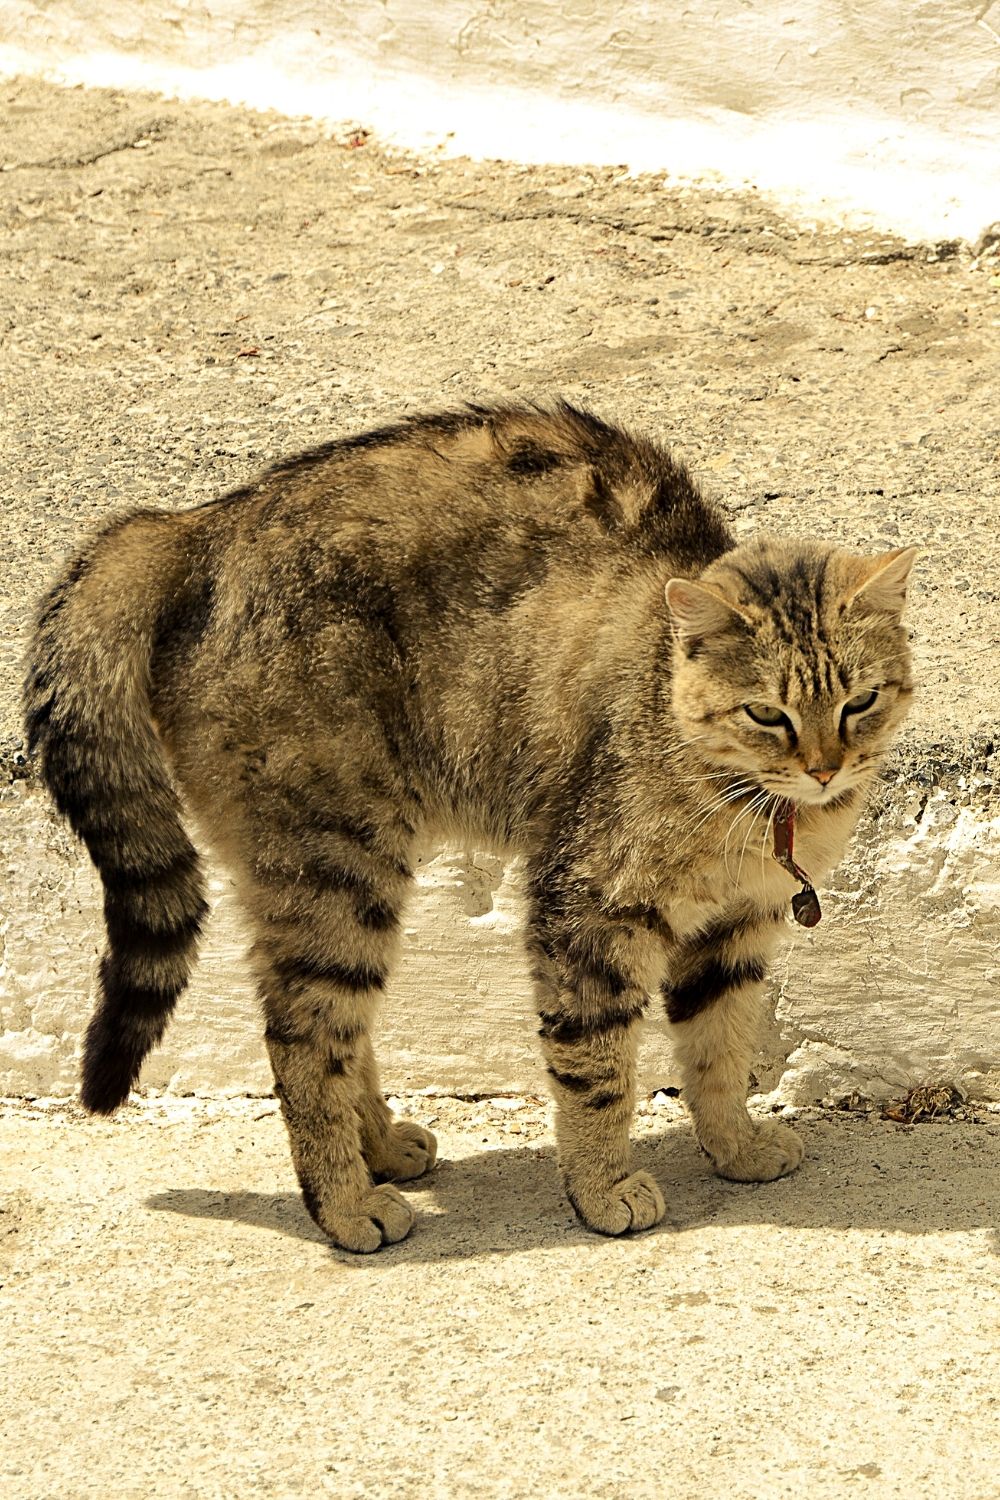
[
  {"xmin": 843, "ymin": 689, "xmax": 879, "ymax": 715},
  {"xmin": 744, "ymin": 702, "xmax": 790, "ymax": 729}
]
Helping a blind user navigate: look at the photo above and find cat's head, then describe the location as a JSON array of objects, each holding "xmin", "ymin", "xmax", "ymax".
[{"xmin": 665, "ymin": 538, "xmax": 918, "ymax": 808}]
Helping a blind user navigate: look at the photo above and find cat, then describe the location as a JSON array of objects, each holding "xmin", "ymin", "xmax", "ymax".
[{"xmin": 24, "ymin": 402, "xmax": 917, "ymax": 1252}]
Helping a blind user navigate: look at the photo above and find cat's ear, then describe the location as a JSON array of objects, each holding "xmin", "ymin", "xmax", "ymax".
[
  {"xmin": 665, "ymin": 578, "xmax": 750, "ymax": 645},
  {"xmin": 845, "ymin": 546, "xmax": 921, "ymax": 616}
]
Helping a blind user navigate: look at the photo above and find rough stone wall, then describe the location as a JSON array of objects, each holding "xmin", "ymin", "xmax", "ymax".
[
  {"xmin": 5, "ymin": 767, "xmax": 1000, "ymax": 1105},
  {"xmin": 1, "ymin": 779, "xmax": 676, "ymax": 1098},
  {"xmin": 773, "ymin": 782, "xmax": 1000, "ymax": 1105},
  {"xmin": 6, "ymin": 1, "xmax": 999, "ymax": 139}
]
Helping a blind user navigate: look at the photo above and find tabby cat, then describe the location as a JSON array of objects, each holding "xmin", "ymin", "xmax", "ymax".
[{"xmin": 24, "ymin": 403, "xmax": 916, "ymax": 1252}]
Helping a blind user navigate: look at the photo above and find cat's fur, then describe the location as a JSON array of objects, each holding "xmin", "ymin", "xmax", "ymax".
[{"xmin": 24, "ymin": 402, "xmax": 916, "ymax": 1251}]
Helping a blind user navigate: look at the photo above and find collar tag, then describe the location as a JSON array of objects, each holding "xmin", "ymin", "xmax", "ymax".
[{"xmin": 773, "ymin": 800, "xmax": 822, "ymax": 927}]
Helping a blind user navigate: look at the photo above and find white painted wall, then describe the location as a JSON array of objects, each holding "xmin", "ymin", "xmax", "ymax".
[
  {"xmin": 0, "ymin": 781, "xmax": 678, "ymax": 1100},
  {"xmin": 4, "ymin": 779, "xmax": 1000, "ymax": 1104},
  {"xmin": 1, "ymin": 1, "xmax": 998, "ymax": 240}
]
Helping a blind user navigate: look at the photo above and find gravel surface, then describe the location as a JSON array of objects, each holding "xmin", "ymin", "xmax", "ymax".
[
  {"xmin": 4, "ymin": 1094, "xmax": 1000, "ymax": 1497},
  {"xmin": 2, "ymin": 75, "xmax": 999, "ymax": 777}
]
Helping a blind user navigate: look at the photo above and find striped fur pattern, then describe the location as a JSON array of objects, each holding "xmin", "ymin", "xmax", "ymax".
[{"xmin": 24, "ymin": 402, "xmax": 917, "ymax": 1251}]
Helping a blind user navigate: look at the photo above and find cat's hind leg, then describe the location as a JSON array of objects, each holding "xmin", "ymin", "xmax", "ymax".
[
  {"xmin": 663, "ymin": 908, "xmax": 802, "ymax": 1181},
  {"xmin": 236, "ymin": 795, "xmax": 421, "ymax": 1252},
  {"xmin": 258, "ymin": 953, "xmax": 414, "ymax": 1252}
]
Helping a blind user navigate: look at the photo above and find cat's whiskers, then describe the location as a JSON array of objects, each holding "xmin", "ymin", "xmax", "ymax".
[
  {"xmin": 672, "ymin": 780, "xmax": 760, "ymax": 849},
  {"xmin": 735, "ymin": 792, "xmax": 780, "ymax": 889},
  {"xmin": 719, "ymin": 798, "xmax": 760, "ymax": 879},
  {"xmin": 720, "ymin": 790, "xmax": 772, "ymax": 882},
  {"xmin": 659, "ymin": 743, "xmax": 721, "ymax": 776},
  {"xmin": 682, "ymin": 775, "xmax": 758, "ymax": 811},
  {"xmin": 692, "ymin": 779, "xmax": 759, "ymax": 817},
  {"xmin": 673, "ymin": 799, "xmax": 754, "ymax": 855},
  {"xmin": 759, "ymin": 797, "xmax": 780, "ymax": 888},
  {"xmin": 671, "ymin": 770, "xmax": 747, "ymax": 791}
]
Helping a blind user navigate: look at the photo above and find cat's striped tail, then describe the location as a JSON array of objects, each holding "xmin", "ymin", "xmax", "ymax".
[{"xmin": 23, "ymin": 512, "xmax": 208, "ymax": 1113}]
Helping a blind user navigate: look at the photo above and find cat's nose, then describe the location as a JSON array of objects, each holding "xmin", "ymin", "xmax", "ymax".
[{"xmin": 807, "ymin": 767, "xmax": 838, "ymax": 786}]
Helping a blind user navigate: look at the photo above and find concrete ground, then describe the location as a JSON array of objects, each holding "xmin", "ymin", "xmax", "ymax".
[{"xmin": 4, "ymin": 1093, "xmax": 1000, "ymax": 1498}]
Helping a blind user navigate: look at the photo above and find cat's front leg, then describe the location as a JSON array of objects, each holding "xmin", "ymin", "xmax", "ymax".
[
  {"xmin": 527, "ymin": 906, "xmax": 666, "ymax": 1236},
  {"xmin": 664, "ymin": 908, "xmax": 802, "ymax": 1181},
  {"xmin": 353, "ymin": 1032, "xmax": 438, "ymax": 1183}
]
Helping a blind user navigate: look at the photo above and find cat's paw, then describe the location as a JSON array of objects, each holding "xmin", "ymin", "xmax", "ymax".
[
  {"xmin": 318, "ymin": 1183, "xmax": 415, "ymax": 1253},
  {"xmin": 712, "ymin": 1120, "xmax": 803, "ymax": 1183},
  {"xmin": 368, "ymin": 1121, "xmax": 438, "ymax": 1183},
  {"xmin": 568, "ymin": 1171, "xmax": 667, "ymax": 1236}
]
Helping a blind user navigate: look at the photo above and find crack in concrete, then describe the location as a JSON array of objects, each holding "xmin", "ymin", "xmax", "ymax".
[
  {"xmin": 442, "ymin": 198, "xmax": 968, "ymax": 263},
  {"xmin": 2, "ymin": 120, "xmax": 171, "ymax": 173},
  {"xmin": 444, "ymin": 197, "xmax": 759, "ymax": 242}
]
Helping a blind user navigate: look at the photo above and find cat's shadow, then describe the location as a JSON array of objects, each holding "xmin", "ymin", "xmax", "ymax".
[{"xmin": 147, "ymin": 1115, "xmax": 1000, "ymax": 1262}]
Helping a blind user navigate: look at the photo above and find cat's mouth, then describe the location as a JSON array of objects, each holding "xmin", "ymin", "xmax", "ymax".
[{"xmin": 759, "ymin": 774, "xmax": 856, "ymax": 809}]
